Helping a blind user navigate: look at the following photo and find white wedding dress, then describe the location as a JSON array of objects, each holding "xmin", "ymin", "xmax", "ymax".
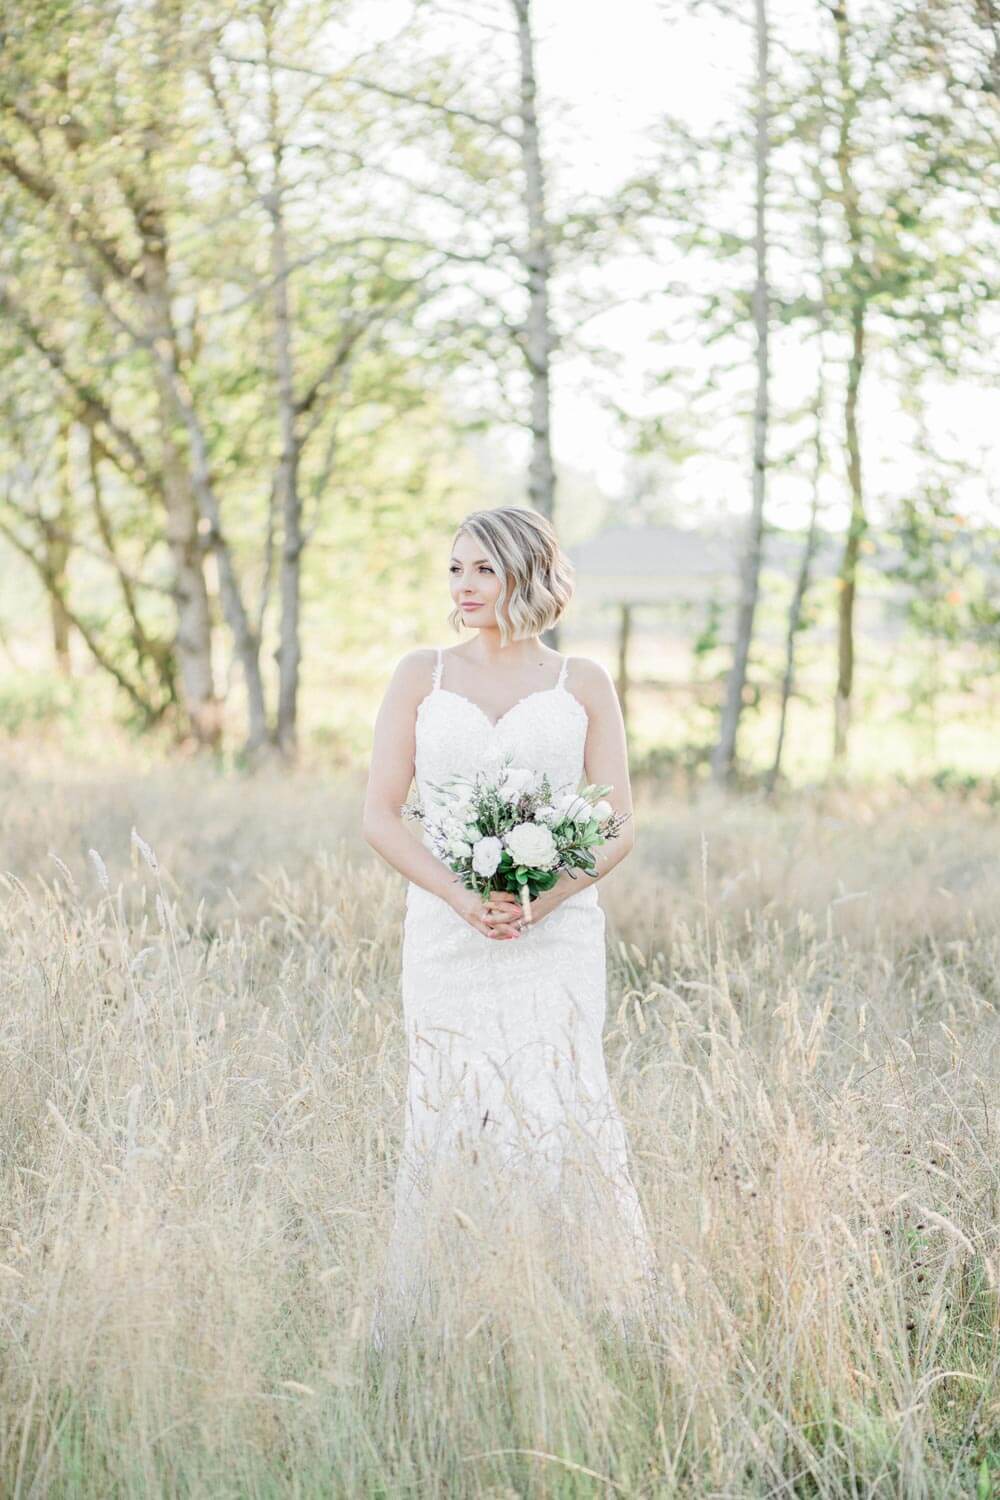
[{"xmin": 370, "ymin": 648, "xmax": 658, "ymax": 1350}]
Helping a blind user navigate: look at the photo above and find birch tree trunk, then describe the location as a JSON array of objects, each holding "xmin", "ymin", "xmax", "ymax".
[
  {"xmin": 50, "ymin": 415, "xmax": 73, "ymax": 674},
  {"xmin": 710, "ymin": 0, "xmax": 770, "ymax": 785},
  {"xmin": 833, "ymin": 0, "xmax": 867, "ymax": 764},
  {"xmin": 767, "ymin": 188, "xmax": 828, "ymax": 795},
  {"xmin": 137, "ymin": 185, "xmax": 220, "ymax": 747},
  {"xmin": 264, "ymin": 37, "xmax": 304, "ymax": 759},
  {"xmin": 270, "ymin": 187, "xmax": 302, "ymax": 757},
  {"xmin": 513, "ymin": 0, "xmax": 556, "ymax": 528}
]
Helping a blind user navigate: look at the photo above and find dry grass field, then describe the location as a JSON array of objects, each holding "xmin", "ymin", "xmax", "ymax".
[{"xmin": 2, "ymin": 745, "xmax": 1000, "ymax": 1497}]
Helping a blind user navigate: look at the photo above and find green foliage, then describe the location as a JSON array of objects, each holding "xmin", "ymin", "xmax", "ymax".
[
  {"xmin": 0, "ymin": 673, "xmax": 83, "ymax": 735},
  {"xmin": 891, "ymin": 488, "xmax": 1000, "ymax": 652}
]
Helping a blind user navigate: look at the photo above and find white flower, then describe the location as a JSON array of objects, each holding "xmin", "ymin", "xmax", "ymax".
[
  {"xmin": 591, "ymin": 799, "xmax": 613, "ymax": 823},
  {"xmin": 472, "ymin": 836, "xmax": 503, "ymax": 877},
  {"xmin": 498, "ymin": 766, "xmax": 537, "ymax": 802},
  {"xmin": 534, "ymin": 804, "xmax": 559, "ymax": 826},
  {"xmin": 504, "ymin": 822, "xmax": 557, "ymax": 869},
  {"xmin": 463, "ymin": 822, "xmax": 482, "ymax": 842},
  {"xmin": 446, "ymin": 838, "xmax": 472, "ymax": 860},
  {"xmin": 554, "ymin": 792, "xmax": 591, "ymax": 824}
]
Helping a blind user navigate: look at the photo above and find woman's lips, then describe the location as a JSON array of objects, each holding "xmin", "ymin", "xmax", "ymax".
[{"xmin": 461, "ymin": 602, "xmax": 483, "ymax": 610}]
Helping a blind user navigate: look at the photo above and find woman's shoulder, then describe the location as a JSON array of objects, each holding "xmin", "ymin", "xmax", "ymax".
[
  {"xmin": 563, "ymin": 654, "xmax": 615, "ymax": 693},
  {"xmin": 394, "ymin": 646, "xmax": 439, "ymax": 671},
  {"xmin": 386, "ymin": 647, "xmax": 439, "ymax": 700}
]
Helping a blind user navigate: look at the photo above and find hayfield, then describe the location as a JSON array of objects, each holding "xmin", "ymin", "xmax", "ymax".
[{"xmin": 2, "ymin": 747, "xmax": 1000, "ymax": 1497}]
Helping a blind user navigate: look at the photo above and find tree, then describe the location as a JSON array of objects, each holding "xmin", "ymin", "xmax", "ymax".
[
  {"xmin": 767, "ymin": 170, "xmax": 830, "ymax": 794},
  {"xmin": 647, "ymin": 0, "xmax": 997, "ymax": 777},
  {"xmin": 710, "ymin": 0, "xmax": 772, "ymax": 784},
  {"xmin": 512, "ymin": 0, "xmax": 557, "ymax": 532},
  {"xmin": 821, "ymin": 0, "xmax": 997, "ymax": 761},
  {"xmin": 0, "ymin": 0, "xmax": 448, "ymax": 753}
]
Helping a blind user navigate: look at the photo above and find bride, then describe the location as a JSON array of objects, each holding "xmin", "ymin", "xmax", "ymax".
[{"xmin": 362, "ymin": 506, "xmax": 658, "ymax": 1350}]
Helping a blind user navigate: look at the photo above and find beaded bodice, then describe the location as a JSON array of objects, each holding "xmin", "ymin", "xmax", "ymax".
[{"xmin": 413, "ymin": 648, "xmax": 589, "ymax": 817}]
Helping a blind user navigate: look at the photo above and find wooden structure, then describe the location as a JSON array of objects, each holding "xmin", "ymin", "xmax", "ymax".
[{"xmin": 565, "ymin": 524, "xmax": 740, "ymax": 737}]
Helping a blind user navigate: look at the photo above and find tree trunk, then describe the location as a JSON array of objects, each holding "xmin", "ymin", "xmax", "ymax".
[
  {"xmin": 168, "ymin": 376, "xmax": 271, "ymax": 753},
  {"xmin": 49, "ymin": 416, "xmax": 73, "ymax": 674},
  {"xmin": 512, "ymin": 0, "xmax": 559, "ymax": 650},
  {"xmin": 513, "ymin": 0, "xmax": 556, "ymax": 526},
  {"xmin": 267, "ymin": 173, "xmax": 303, "ymax": 756},
  {"xmin": 767, "ymin": 177, "xmax": 828, "ymax": 795},
  {"xmin": 833, "ymin": 0, "xmax": 867, "ymax": 764},
  {"xmin": 137, "ymin": 204, "xmax": 269, "ymax": 750},
  {"xmin": 767, "ymin": 383, "xmax": 824, "ymax": 795},
  {"xmin": 710, "ymin": 0, "xmax": 770, "ymax": 786},
  {"xmin": 834, "ymin": 305, "xmax": 865, "ymax": 760},
  {"xmin": 616, "ymin": 602, "xmax": 633, "ymax": 742},
  {"xmin": 137, "ymin": 174, "xmax": 220, "ymax": 747}
]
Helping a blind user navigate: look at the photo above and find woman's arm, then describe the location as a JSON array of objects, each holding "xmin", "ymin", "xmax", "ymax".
[
  {"xmin": 524, "ymin": 657, "xmax": 636, "ymax": 924},
  {"xmin": 361, "ymin": 651, "xmax": 500, "ymax": 938},
  {"xmin": 361, "ymin": 650, "xmax": 457, "ymax": 901}
]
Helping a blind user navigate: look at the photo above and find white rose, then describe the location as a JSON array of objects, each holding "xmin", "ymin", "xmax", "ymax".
[
  {"xmin": 504, "ymin": 821, "xmax": 557, "ymax": 869},
  {"xmin": 554, "ymin": 792, "xmax": 591, "ymax": 824},
  {"xmin": 498, "ymin": 767, "xmax": 536, "ymax": 802},
  {"xmin": 472, "ymin": 836, "xmax": 503, "ymax": 877},
  {"xmin": 591, "ymin": 799, "xmax": 613, "ymax": 823},
  {"xmin": 446, "ymin": 838, "xmax": 472, "ymax": 860}
]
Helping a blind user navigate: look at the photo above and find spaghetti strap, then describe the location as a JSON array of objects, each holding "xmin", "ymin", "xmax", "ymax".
[
  {"xmin": 432, "ymin": 647, "xmax": 444, "ymax": 691},
  {"xmin": 557, "ymin": 654, "xmax": 569, "ymax": 690}
]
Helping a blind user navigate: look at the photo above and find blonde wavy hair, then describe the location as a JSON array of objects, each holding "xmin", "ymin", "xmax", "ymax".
[{"xmin": 447, "ymin": 506, "xmax": 574, "ymax": 646}]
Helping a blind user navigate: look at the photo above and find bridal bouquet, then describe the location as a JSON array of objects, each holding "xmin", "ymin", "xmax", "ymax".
[{"xmin": 403, "ymin": 753, "xmax": 630, "ymax": 924}]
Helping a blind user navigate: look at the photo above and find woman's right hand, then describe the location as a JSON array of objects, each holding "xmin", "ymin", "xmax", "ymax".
[{"xmin": 448, "ymin": 885, "xmax": 522, "ymax": 940}]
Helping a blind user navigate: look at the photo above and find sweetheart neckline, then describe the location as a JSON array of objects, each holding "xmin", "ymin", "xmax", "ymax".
[{"xmin": 417, "ymin": 685, "xmax": 589, "ymax": 733}]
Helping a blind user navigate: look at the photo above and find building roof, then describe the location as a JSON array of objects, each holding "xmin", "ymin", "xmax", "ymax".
[{"xmin": 564, "ymin": 521, "xmax": 894, "ymax": 606}]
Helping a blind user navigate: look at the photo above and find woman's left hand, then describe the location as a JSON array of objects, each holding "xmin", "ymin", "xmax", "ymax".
[
  {"xmin": 482, "ymin": 886, "xmax": 564, "ymax": 938},
  {"xmin": 482, "ymin": 889, "xmax": 524, "ymax": 939}
]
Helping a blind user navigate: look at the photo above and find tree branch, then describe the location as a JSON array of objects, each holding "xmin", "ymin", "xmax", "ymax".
[{"xmin": 217, "ymin": 51, "xmax": 517, "ymax": 139}]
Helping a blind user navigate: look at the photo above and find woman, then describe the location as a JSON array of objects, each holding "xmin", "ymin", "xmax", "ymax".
[{"xmin": 362, "ymin": 507, "xmax": 657, "ymax": 1349}]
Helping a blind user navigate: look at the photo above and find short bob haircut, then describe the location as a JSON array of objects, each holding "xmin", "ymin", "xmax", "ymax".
[{"xmin": 448, "ymin": 506, "xmax": 574, "ymax": 647}]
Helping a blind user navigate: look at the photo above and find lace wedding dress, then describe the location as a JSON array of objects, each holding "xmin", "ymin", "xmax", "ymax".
[{"xmin": 370, "ymin": 649, "xmax": 658, "ymax": 1350}]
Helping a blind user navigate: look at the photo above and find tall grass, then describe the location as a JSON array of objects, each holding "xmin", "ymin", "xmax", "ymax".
[{"xmin": 2, "ymin": 749, "xmax": 999, "ymax": 1496}]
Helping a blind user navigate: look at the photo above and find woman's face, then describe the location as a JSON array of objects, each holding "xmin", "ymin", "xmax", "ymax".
[{"xmin": 449, "ymin": 530, "xmax": 502, "ymax": 628}]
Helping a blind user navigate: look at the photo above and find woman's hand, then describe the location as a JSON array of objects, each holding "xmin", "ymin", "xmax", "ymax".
[
  {"xmin": 482, "ymin": 889, "xmax": 525, "ymax": 939},
  {"xmin": 482, "ymin": 885, "xmax": 570, "ymax": 936},
  {"xmin": 448, "ymin": 883, "xmax": 571, "ymax": 939},
  {"xmin": 448, "ymin": 885, "xmax": 523, "ymax": 939}
]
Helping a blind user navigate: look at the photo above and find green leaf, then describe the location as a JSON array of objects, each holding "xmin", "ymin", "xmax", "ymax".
[{"xmin": 978, "ymin": 1458, "xmax": 990, "ymax": 1500}]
